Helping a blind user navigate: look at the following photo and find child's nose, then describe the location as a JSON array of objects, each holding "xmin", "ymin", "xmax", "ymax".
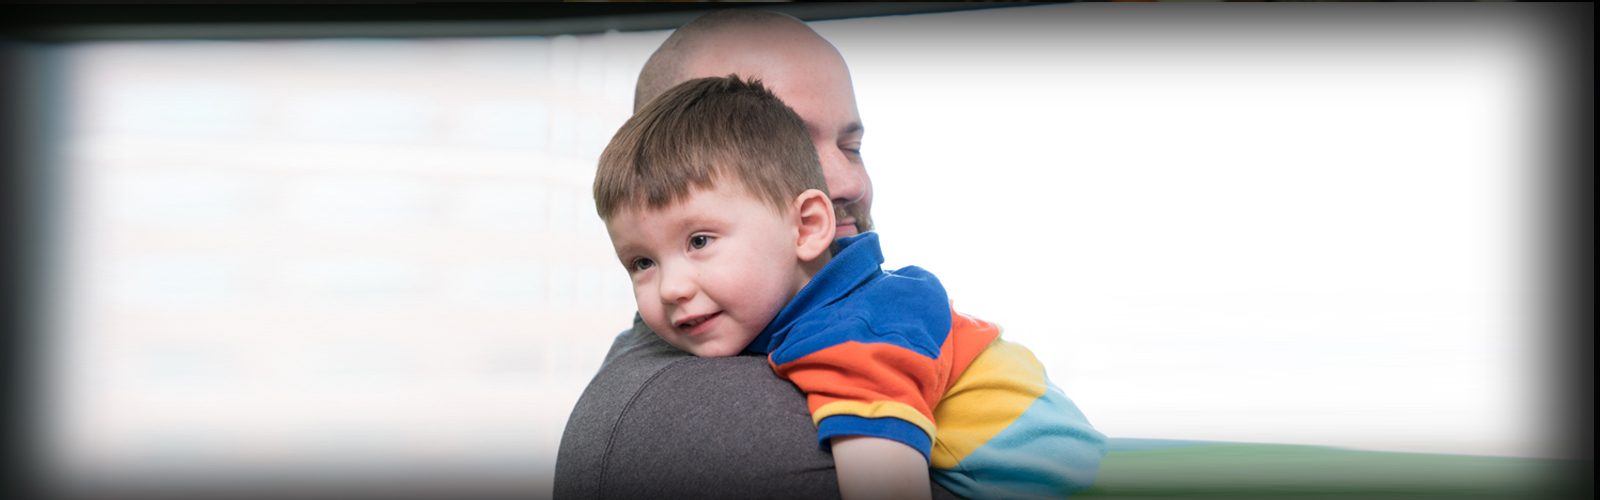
[{"xmin": 657, "ymin": 266, "xmax": 696, "ymax": 304}]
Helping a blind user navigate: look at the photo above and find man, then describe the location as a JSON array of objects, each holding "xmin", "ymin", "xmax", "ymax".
[{"xmin": 554, "ymin": 10, "xmax": 1101, "ymax": 499}]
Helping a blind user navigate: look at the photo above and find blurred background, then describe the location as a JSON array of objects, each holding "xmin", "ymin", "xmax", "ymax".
[{"xmin": 1, "ymin": 3, "xmax": 1589, "ymax": 499}]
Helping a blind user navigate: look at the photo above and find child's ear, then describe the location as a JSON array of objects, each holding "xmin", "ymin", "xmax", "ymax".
[{"xmin": 793, "ymin": 189, "xmax": 835, "ymax": 262}]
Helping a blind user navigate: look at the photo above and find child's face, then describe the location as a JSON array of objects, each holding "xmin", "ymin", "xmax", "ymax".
[{"xmin": 606, "ymin": 184, "xmax": 806, "ymax": 358}]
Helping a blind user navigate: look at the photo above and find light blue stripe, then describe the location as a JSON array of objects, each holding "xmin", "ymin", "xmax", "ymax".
[{"xmin": 933, "ymin": 379, "xmax": 1106, "ymax": 499}]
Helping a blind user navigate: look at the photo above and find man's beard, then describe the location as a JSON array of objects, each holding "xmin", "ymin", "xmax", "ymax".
[{"xmin": 836, "ymin": 201, "xmax": 872, "ymax": 234}]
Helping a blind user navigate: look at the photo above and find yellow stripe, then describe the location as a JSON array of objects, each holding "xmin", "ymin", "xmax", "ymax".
[
  {"xmin": 814, "ymin": 400, "xmax": 937, "ymax": 441},
  {"xmin": 929, "ymin": 335, "xmax": 1050, "ymax": 469}
]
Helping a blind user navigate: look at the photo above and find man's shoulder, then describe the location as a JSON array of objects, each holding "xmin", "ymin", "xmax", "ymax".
[
  {"xmin": 598, "ymin": 313, "xmax": 685, "ymax": 369},
  {"xmin": 592, "ymin": 313, "xmax": 792, "ymax": 395},
  {"xmin": 556, "ymin": 315, "xmax": 840, "ymax": 499}
]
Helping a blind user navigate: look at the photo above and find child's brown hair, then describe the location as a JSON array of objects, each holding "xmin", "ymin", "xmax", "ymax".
[{"xmin": 594, "ymin": 75, "xmax": 827, "ymax": 222}]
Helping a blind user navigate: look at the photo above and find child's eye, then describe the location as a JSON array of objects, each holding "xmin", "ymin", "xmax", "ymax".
[
  {"xmin": 630, "ymin": 258, "xmax": 654, "ymax": 272},
  {"xmin": 689, "ymin": 235, "xmax": 712, "ymax": 249}
]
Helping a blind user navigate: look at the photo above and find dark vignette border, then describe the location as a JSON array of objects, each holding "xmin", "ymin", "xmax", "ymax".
[{"xmin": 1, "ymin": 3, "xmax": 1591, "ymax": 499}]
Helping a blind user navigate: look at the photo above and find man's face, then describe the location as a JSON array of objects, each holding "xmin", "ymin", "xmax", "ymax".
[
  {"xmin": 606, "ymin": 185, "xmax": 805, "ymax": 358},
  {"xmin": 681, "ymin": 29, "xmax": 873, "ymax": 238}
]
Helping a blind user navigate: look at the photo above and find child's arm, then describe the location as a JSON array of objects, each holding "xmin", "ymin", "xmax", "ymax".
[{"xmin": 831, "ymin": 436, "xmax": 931, "ymax": 500}]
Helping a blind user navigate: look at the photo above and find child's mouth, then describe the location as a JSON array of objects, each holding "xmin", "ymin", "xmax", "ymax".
[{"xmin": 678, "ymin": 312, "xmax": 720, "ymax": 331}]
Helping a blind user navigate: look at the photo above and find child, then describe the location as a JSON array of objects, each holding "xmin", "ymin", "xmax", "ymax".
[{"xmin": 593, "ymin": 75, "xmax": 1105, "ymax": 499}]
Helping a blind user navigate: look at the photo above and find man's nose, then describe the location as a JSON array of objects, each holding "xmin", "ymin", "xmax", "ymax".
[
  {"xmin": 820, "ymin": 147, "xmax": 864, "ymax": 205},
  {"xmin": 658, "ymin": 265, "xmax": 696, "ymax": 304}
]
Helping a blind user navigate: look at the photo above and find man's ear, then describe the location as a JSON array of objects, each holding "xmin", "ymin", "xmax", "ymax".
[{"xmin": 793, "ymin": 189, "xmax": 835, "ymax": 262}]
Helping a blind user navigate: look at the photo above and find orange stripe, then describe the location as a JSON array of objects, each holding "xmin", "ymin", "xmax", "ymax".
[
  {"xmin": 940, "ymin": 304, "xmax": 1001, "ymax": 394},
  {"xmin": 774, "ymin": 341, "xmax": 944, "ymax": 424}
]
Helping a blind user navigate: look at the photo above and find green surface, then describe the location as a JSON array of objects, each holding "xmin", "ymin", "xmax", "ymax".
[{"xmin": 1076, "ymin": 443, "xmax": 1591, "ymax": 499}]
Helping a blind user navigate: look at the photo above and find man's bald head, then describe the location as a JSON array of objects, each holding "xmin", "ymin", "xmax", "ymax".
[
  {"xmin": 636, "ymin": 10, "xmax": 830, "ymax": 112},
  {"xmin": 634, "ymin": 9, "xmax": 875, "ymax": 237}
]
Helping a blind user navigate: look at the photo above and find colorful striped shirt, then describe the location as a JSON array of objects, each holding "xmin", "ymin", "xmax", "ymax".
[{"xmin": 746, "ymin": 232, "xmax": 1106, "ymax": 499}]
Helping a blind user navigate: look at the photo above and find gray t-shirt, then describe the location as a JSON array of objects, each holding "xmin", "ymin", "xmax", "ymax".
[{"xmin": 553, "ymin": 314, "xmax": 961, "ymax": 500}]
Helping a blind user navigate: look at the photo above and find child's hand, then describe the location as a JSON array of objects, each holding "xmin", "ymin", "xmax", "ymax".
[{"xmin": 831, "ymin": 436, "xmax": 931, "ymax": 500}]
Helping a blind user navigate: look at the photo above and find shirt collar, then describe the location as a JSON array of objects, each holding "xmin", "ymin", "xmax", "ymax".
[{"xmin": 746, "ymin": 232, "xmax": 884, "ymax": 354}]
